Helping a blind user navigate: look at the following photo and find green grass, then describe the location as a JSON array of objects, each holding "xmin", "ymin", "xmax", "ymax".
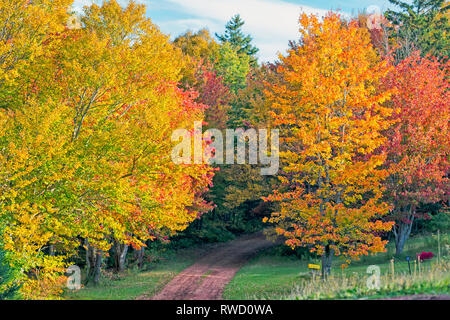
[
  {"xmin": 64, "ymin": 232, "xmax": 449, "ymax": 300},
  {"xmin": 224, "ymin": 232, "xmax": 450, "ymax": 299},
  {"xmin": 64, "ymin": 246, "xmax": 208, "ymax": 300}
]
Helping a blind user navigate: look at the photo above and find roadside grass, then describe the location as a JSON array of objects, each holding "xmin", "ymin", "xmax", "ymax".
[
  {"xmin": 287, "ymin": 263, "xmax": 449, "ymax": 300},
  {"xmin": 224, "ymin": 232, "xmax": 450, "ymax": 299},
  {"xmin": 65, "ymin": 245, "xmax": 209, "ymax": 300}
]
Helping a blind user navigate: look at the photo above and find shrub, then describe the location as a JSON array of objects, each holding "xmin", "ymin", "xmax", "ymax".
[
  {"xmin": 417, "ymin": 252, "xmax": 434, "ymax": 261},
  {"xmin": 0, "ymin": 236, "xmax": 20, "ymax": 299}
]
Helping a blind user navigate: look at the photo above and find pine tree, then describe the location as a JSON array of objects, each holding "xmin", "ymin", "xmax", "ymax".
[
  {"xmin": 216, "ymin": 14, "xmax": 259, "ymax": 65},
  {"xmin": 385, "ymin": 0, "xmax": 449, "ymax": 59}
]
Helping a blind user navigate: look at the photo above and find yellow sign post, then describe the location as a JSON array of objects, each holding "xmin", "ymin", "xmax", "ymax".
[
  {"xmin": 308, "ymin": 264, "xmax": 321, "ymax": 280},
  {"xmin": 308, "ymin": 264, "xmax": 321, "ymax": 270}
]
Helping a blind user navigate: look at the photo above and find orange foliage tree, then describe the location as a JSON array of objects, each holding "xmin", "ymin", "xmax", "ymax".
[{"xmin": 264, "ymin": 13, "xmax": 395, "ymax": 276}]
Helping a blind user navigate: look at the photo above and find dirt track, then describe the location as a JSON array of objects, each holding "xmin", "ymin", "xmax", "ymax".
[{"xmin": 148, "ymin": 232, "xmax": 275, "ymax": 300}]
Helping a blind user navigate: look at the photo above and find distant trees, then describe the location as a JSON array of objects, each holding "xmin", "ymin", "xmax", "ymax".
[
  {"xmin": 173, "ymin": 15, "xmax": 280, "ymax": 241},
  {"xmin": 0, "ymin": 0, "xmax": 448, "ymax": 299},
  {"xmin": 385, "ymin": 0, "xmax": 449, "ymax": 59}
]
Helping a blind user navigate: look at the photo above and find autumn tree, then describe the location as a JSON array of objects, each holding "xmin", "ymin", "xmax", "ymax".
[
  {"xmin": 174, "ymin": 30, "xmax": 231, "ymax": 129},
  {"xmin": 211, "ymin": 65, "xmax": 279, "ymax": 229},
  {"xmin": 0, "ymin": 0, "xmax": 72, "ymax": 109},
  {"xmin": 55, "ymin": 0, "xmax": 214, "ymax": 277},
  {"xmin": 0, "ymin": 0, "xmax": 75, "ymax": 298},
  {"xmin": 174, "ymin": 29, "xmax": 219, "ymax": 62},
  {"xmin": 0, "ymin": 0, "xmax": 215, "ymax": 296},
  {"xmin": 382, "ymin": 52, "xmax": 449, "ymax": 255},
  {"xmin": 264, "ymin": 13, "xmax": 395, "ymax": 276}
]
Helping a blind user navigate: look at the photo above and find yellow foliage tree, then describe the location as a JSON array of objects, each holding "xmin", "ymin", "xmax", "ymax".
[{"xmin": 0, "ymin": 0, "xmax": 214, "ymax": 297}]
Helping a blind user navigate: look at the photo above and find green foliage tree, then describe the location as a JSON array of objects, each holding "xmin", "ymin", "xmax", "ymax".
[
  {"xmin": 214, "ymin": 42, "xmax": 250, "ymax": 94},
  {"xmin": 0, "ymin": 229, "xmax": 20, "ymax": 300},
  {"xmin": 385, "ymin": 0, "xmax": 449, "ymax": 59},
  {"xmin": 173, "ymin": 24, "xmax": 271, "ymax": 241},
  {"xmin": 216, "ymin": 14, "xmax": 259, "ymax": 65}
]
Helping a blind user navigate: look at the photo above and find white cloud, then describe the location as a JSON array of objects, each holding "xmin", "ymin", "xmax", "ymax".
[
  {"xmin": 72, "ymin": 0, "xmax": 144, "ymax": 13},
  {"xmin": 165, "ymin": 0, "xmax": 330, "ymax": 62},
  {"xmin": 159, "ymin": 19, "xmax": 221, "ymax": 35},
  {"xmin": 71, "ymin": 0, "xmax": 93, "ymax": 12},
  {"xmin": 71, "ymin": 0, "xmax": 340, "ymax": 62}
]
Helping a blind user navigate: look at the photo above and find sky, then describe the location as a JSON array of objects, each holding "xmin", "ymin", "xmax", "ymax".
[{"xmin": 72, "ymin": 0, "xmax": 396, "ymax": 62}]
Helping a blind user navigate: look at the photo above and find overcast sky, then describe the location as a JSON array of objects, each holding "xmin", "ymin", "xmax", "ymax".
[{"xmin": 72, "ymin": 0, "xmax": 396, "ymax": 62}]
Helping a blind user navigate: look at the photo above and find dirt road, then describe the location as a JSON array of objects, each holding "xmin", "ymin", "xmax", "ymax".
[{"xmin": 149, "ymin": 232, "xmax": 275, "ymax": 300}]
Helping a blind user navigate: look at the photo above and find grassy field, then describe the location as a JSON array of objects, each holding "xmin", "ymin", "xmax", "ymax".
[
  {"xmin": 65, "ymin": 232, "xmax": 449, "ymax": 300},
  {"xmin": 65, "ymin": 245, "xmax": 210, "ymax": 300},
  {"xmin": 224, "ymin": 232, "xmax": 450, "ymax": 299}
]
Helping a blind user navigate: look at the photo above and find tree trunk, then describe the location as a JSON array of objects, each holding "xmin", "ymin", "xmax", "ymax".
[
  {"xmin": 136, "ymin": 247, "xmax": 145, "ymax": 269},
  {"xmin": 93, "ymin": 252, "xmax": 102, "ymax": 285},
  {"xmin": 85, "ymin": 239, "xmax": 90, "ymax": 278},
  {"xmin": 393, "ymin": 208, "xmax": 415, "ymax": 256},
  {"xmin": 85, "ymin": 241, "xmax": 103, "ymax": 286},
  {"xmin": 49, "ymin": 244, "xmax": 55, "ymax": 256},
  {"xmin": 321, "ymin": 245, "xmax": 334, "ymax": 279},
  {"xmin": 114, "ymin": 241, "xmax": 129, "ymax": 273},
  {"xmin": 394, "ymin": 221, "xmax": 413, "ymax": 255}
]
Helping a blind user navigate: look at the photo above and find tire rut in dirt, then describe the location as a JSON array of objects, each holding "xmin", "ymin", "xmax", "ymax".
[{"xmin": 148, "ymin": 232, "xmax": 275, "ymax": 300}]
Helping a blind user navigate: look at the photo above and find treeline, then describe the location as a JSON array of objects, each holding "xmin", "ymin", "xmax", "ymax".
[
  {"xmin": 0, "ymin": 0, "xmax": 216, "ymax": 298},
  {"xmin": 0, "ymin": 0, "xmax": 448, "ymax": 298}
]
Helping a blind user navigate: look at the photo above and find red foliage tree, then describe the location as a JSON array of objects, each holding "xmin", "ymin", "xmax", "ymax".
[{"xmin": 383, "ymin": 52, "xmax": 449, "ymax": 255}]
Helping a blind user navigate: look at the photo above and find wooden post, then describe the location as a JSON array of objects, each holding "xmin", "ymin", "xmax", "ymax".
[
  {"xmin": 414, "ymin": 259, "xmax": 417, "ymax": 277},
  {"xmin": 438, "ymin": 230, "xmax": 441, "ymax": 265},
  {"xmin": 390, "ymin": 258, "xmax": 395, "ymax": 281},
  {"xmin": 418, "ymin": 256, "xmax": 421, "ymax": 275}
]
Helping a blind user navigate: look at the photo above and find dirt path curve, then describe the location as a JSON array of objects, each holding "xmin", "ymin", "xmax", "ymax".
[{"xmin": 149, "ymin": 232, "xmax": 275, "ymax": 300}]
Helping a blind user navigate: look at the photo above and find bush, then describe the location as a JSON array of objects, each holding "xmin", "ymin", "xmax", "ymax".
[
  {"xmin": 265, "ymin": 244, "xmax": 315, "ymax": 260},
  {"xmin": 418, "ymin": 251, "xmax": 434, "ymax": 261},
  {"xmin": 0, "ymin": 240, "xmax": 20, "ymax": 299},
  {"xmin": 169, "ymin": 219, "xmax": 235, "ymax": 249},
  {"xmin": 426, "ymin": 211, "xmax": 450, "ymax": 233}
]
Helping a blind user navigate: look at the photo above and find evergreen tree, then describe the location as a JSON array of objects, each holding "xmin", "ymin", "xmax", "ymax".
[
  {"xmin": 216, "ymin": 14, "xmax": 259, "ymax": 65},
  {"xmin": 385, "ymin": 0, "xmax": 449, "ymax": 59},
  {"xmin": 0, "ymin": 230, "xmax": 20, "ymax": 300},
  {"xmin": 215, "ymin": 42, "xmax": 251, "ymax": 94}
]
